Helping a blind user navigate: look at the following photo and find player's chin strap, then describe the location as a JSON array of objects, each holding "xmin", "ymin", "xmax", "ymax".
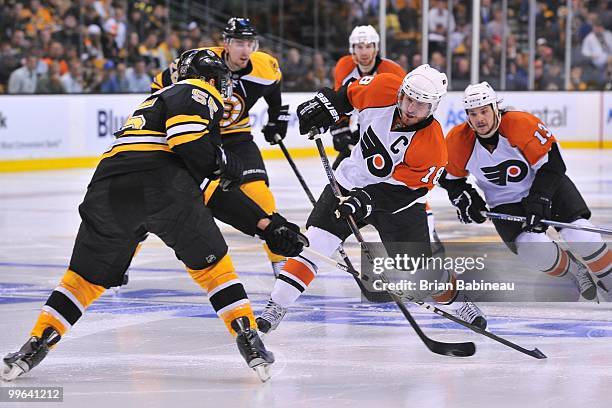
[
  {"xmin": 309, "ymin": 128, "xmax": 477, "ymax": 358},
  {"xmin": 482, "ymin": 212, "xmax": 612, "ymax": 235},
  {"xmin": 301, "ymin": 245, "xmax": 547, "ymax": 360}
]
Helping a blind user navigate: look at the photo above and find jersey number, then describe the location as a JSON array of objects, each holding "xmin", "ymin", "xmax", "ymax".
[
  {"xmin": 192, "ymin": 89, "xmax": 219, "ymax": 118},
  {"xmin": 120, "ymin": 114, "xmax": 145, "ymax": 131},
  {"xmin": 358, "ymin": 76, "xmax": 374, "ymax": 85},
  {"xmin": 533, "ymin": 123, "xmax": 552, "ymax": 145},
  {"xmin": 421, "ymin": 166, "xmax": 445, "ymax": 184}
]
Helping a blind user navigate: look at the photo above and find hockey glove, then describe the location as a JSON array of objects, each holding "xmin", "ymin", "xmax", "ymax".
[
  {"xmin": 521, "ymin": 193, "xmax": 552, "ymax": 233},
  {"xmin": 297, "ymin": 88, "xmax": 342, "ymax": 136},
  {"xmin": 335, "ymin": 188, "xmax": 373, "ymax": 222},
  {"xmin": 262, "ymin": 105, "xmax": 290, "ymax": 145},
  {"xmin": 449, "ymin": 187, "xmax": 487, "ymax": 224},
  {"xmin": 330, "ymin": 121, "xmax": 357, "ymax": 154},
  {"xmin": 257, "ymin": 213, "xmax": 309, "ymax": 257},
  {"xmin": 214, "ymin": 146, "xmax": 243, "ymax": 191}
]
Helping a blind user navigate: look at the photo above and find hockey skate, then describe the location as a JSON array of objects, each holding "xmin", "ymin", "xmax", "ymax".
[
  {"xmin": 448, "ymin": 294, "xmax": 487, "ymax": 330},
  {"xmin": 569, "ymin": 261, "xmax": 597, "ymax": 301},
  {"xmin": 2, "ymin": 327, "xmax": 60, "ymax": 381},
  {"xmin": 271, "ymin": 260, "xmax": 286, "ymax": 279},
  {"xmin": 231, "ymin": 316, "xmax": 274, "ymax": 382},
  {"xmin": 596, "ymin": 280, "xmax": 612, "ymax": 302},
  {"xmin": 256, "ymin": 299, "xmax": 287, "ymax": 334}
]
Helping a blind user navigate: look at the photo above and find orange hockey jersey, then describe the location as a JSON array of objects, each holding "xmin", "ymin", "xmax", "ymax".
[{"xmin": 445, "ymin": 110, "xmax": 556, "ymax": 207}]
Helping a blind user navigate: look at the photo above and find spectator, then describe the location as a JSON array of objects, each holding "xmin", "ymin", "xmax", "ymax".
[
  {"xmin": 116, "ymin": 62, "xmax": 130, "ymax": 92},
  {"xmin": 283, "ymin": 48, "xmax": 308, "ymax": 91},
  {"xmin": 126, "ymin": 58, "xmax": 151, "ymax": 93},
  {"xmin": 410, "ymin": 53, "xmax": 422, "ymax": 72},
  {"xmin": 568, "ymin": 66, "xmax": 588, "ymax": 91},
  {"xmin": 8, "ymin": 52, "xmax": 39, "ymax": 94},
  {"xmin": 138, "ymin": 31, "xmax": 165, "ymax": 69},
  {"xmin": 429, "ymin": 0, "xmax": 455, "ymax": 35},
  {"xmin": 61, "ymin": 59, "xmax": 84, "ymax": 93},
  {"xmin": 99, "ymin": 60, "xmax": 120, "ymax": 93},
  {"xmin": 36, "ymin": 60, "xmax": 64, "ymax": 94},
  {"xmin": 397, "ymin": 54, "xmax": 409, "ymax": 73},
  {"xmin": 83, "ymin": 24, "xmax": 105, "ymax": 60},
  {"xmin": 486, "ymin": 9, "xmax": 506, "ymax": 44},
  {"xmin": 187, "ymin": 21, "xmax": 202, "ymax": 45},
  {"xmin": 42, "ymin": 41, "xmax": 68, "ymax": 75},
  {"xmin": 430, "ymin": 51, "xmax": 446, "ymax": 72},
  {"xmin": 581, "ymin": 17, "xmax": 612, "ymax": 68},
  {"xmin": 0, "ymin": 41, "xmax": 20, "ymax": 90},
  {"xmin": 52, "ymin": 14, "xmax": 81, "ymax": 50},
  {"xmin": 398, "ymin": 0, "xmax": 419, "ymax": 33}
]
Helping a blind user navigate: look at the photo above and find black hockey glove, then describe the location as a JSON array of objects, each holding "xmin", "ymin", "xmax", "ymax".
[
  {"xmin": 214, "ymin": 146, "xmax": 243, "ymax": 191},
  {"xmin": 521, "ymin": 193, "xmax": 552, "ymax": 233},
  {"xmin": 297, "ymin": 88, "xmax": 342, "ymax": 135},
  {"xmin": 330, "ymin": 121, "xmax": 356, "ymax": 154},
  {"xmin": 262, "ymin": 105, "xmax": 290, "ymax": 145},
  {"xmin": 335, "ymin": 188, "xmax": 373, "ymax": 222},
  {"xmin": 257, "ymin": 213, "xmax": 309, "ymax": 257},
  {"xmin": 449, "ymin": 186, "xmax": 487, "ymax": 224}
]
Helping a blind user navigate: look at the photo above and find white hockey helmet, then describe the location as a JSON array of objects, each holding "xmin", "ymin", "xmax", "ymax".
[
  {"xmin": 463, "ymin": 82, "xmax": 502, "ymax": 136},
  {"xmin": 463, "ymin": 81, "xmax": 499, "ymax": 110},
  {"xmin": 399, "ymin": 64, "xmax": 448, "ymax": 117},
  {"xmin": 349, "ymin": 25, "xmax": 380, "ymax": 53}
]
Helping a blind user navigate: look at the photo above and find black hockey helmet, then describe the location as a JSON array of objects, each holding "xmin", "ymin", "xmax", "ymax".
[
  {"xmin": 177, "ymin": 49, "xmax": 233, "ymax": 99},
  {"xmin": 222, "ymin": 17, "xmax": 258, "ymax": 40}
]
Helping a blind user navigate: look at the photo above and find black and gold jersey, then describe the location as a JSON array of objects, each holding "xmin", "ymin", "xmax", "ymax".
[
  {"xmin": 151, "ymin": 46, "xmax": 282, "ymax": 144},
  {"xmin": 92, "ymin": 78, "xmax": 224, "ymax": 184}
]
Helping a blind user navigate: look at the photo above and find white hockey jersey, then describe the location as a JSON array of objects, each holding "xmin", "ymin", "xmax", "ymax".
[
  {"xmin": 445, "ymin": 111, "xmax": 555, "ymax": 207},
  {"xmin": 334, "ymin": 73, "xmax": 447, "ymax": 205}
]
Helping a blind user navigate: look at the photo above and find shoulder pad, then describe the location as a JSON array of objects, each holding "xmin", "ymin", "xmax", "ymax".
[{"xmin": 242, "ymin": 51, "xmax": 281, "ymax": 84}]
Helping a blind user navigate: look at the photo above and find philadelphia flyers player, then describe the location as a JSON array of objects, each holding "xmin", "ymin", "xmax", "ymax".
[
  {"xmin": 332, "ymin": 25, "xmax": 445, "ymax": 256},
  {"xmin": 439, "ymin": 82, "xmax": 606, "ymax": 300},
  {"xmin": 151, "ymin": 18, "xmax": 291, "ymax": 278},
  {"xmin": 331, "ymin": 25, "xmax": 406, "ymax": 167},
  {"xmin": 257, "ymin": 65, "xmax": 488, "ymax": 334},
  {"xmin": 0, "ymin": 50, "xmax": 307, "ymax": 383}
]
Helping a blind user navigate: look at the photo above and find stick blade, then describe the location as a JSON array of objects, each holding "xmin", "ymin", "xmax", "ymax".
[
  {"xmin": 529, "ymin": 348, "xmax": 547, "ymax": 359},
  {"xmin": 428, "ymin": 340, "xmax": 476, "ymax": 357}
]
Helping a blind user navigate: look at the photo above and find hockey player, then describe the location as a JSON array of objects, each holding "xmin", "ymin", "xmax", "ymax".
[
  {"xmin": 439, "ymin": 82, "xmax": 608, "ymax": 300},
  {"xmin": 257, "ymin": 65, "xmax": 487, "ymax": 334},
  {"xmin": 1, "ymin": 50, "xmax": 306, "ymax": 382},
  {"xmin": 330, "ymin": 25, "xmax": 406, "ymax": 167},
  {"xmin": 331, "ymin": 25, "xmax": 444, "ymax": 255},
  {"xmin": 151, "ymin": 18, "xmax": 291, "ymax": 277}
]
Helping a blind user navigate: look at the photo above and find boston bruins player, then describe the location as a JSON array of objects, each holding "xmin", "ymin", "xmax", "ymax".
[
  {"xmin": 440, "ymin": 82, "xmax": 606, "ymax": 300},
  {"xmin": 257, "ymin": 65, "xmax": 487, "ymax": 334},
  {"xmin": 2, "ymin": 50, "xmax": 305, "ymax": 383},
  {"xmin": 152, "ymin": 18, "xmax": 290, "ymax": 277}
]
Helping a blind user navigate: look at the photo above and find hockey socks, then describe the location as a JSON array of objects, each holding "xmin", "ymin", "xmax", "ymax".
[
  {"xmin": 31, "ymin": 269, "xmax": 105, "ymax": 339},
  {"xmin": 187, "ymin": 254, "xmax": 256, "ymax": 335}
]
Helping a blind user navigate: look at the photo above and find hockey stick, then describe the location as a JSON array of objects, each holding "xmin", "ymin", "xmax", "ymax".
[
  {"xmin": 274, "ymin": 136, "xmax": 317, "ymax": 204},
  {"xmin": 483, "ymin": 211, "xmax": 612, "ymax": 235},
  {"xmin": 302, "ymin": 246, "xmax": 547, "ymax": 359},
  {"xmin": 274, "ymin": 135, "xmax": 389, "ymax": 302},
  {"xmin": 310, "ymin": 128, "xmax": 475, "ymax": 357}
]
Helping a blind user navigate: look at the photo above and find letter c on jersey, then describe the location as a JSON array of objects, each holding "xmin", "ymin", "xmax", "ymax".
[
  {"xmin": 361, "ymin": 126, "xmax": 393, "ymax": 177},
  {"xmin": 481, "ymin": 159, "xmax": 528, "ymax": 186}
]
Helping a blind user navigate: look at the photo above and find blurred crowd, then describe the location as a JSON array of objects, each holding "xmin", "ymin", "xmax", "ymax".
[{"xmin": 1, "ymin": 0, "xmax": 611, "ymax": 94}]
